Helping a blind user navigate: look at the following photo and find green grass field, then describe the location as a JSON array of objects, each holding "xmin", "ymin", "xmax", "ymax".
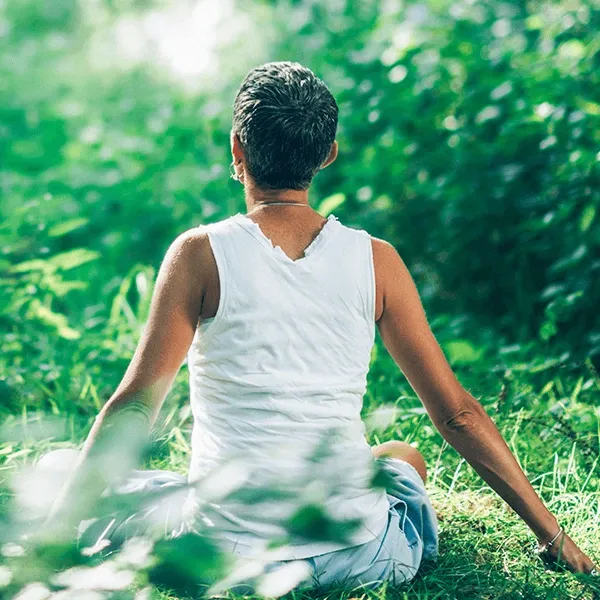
[
  {"xmin": 2, "ymin": 1, "xmax": 600, "ymax": 596},
  {"xmin": 1, "ymin": 331, "xmax": 599, "ymax": 599}
]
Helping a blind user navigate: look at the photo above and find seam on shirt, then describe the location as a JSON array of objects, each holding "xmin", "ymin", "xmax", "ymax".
[
  {"xmin": 364, "ymin": 231, "xmax": 377, "ymax": 327},
  {"xmin": 198, "ymin": 227, "xmax": 229, "ymax": 340}
]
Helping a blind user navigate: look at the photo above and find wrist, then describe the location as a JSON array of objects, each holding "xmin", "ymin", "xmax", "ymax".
[
  {"xmin": 533, "ymin": 513, "xmax": 560, "ymax": 544},
  {"xmin": 537, "ymin": 525, "xmax": 564, "ymax": 554}
]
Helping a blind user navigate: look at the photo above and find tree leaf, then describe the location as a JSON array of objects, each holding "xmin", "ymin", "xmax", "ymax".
[
  {"xmin": 48, "ymin": 248, "xmax": 100, "ymax": 271},
  {"xmin": 317, "ymin": 193, "xmax": 345, "ymax": 217},
  {"xmin": 47, "ymin": 218, "xmax": 89, "ymax": 238},
  {"xmin": 580, "ymin": 204, "xmax": 596, "ymax": 233},
  {"xmin": 9, "ymin": 259, "xmax": 52, "ymax": 274},
  {"xmin": 442, "ymin": 339, "xmax": 483, "ymax": 364}
]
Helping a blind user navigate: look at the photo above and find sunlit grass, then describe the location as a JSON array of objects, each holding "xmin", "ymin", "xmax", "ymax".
[{"xmin": 1, "ymin": 346, "xmax": 598, "ymax": 599}]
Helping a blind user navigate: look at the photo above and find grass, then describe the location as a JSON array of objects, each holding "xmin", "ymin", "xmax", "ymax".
[{"xmin": 1, "ymin": 333, "xmax": 599, "ymax": 599}]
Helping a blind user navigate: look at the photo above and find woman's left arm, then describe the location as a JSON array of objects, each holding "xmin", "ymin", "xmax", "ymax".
[{"xmin": 47, "ymin": 228, "xmax": 210, "ymax": 526}]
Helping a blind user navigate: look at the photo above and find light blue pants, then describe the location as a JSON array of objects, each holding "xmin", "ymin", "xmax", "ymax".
[
  {"xmin": 305, "ymin": 457, "xmax": 439, "ymax": 589},
  {"xmin": 45, "ymin": 451, "xmax": 439, "ymax": 591}
]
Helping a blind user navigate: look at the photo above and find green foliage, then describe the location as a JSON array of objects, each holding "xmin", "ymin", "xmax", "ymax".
[
  {"xmin": 1, "ymin": 0, "xmax": 600, "ymax": 597},
  {"xmin": 1, "ymin": 0, "xmax": 599, "ymax": 393}
]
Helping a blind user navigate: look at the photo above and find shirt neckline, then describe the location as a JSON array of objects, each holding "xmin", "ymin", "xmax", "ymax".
[{"xmin": 232, "ymin": 213, "xmax": 339, "ymax": 265}]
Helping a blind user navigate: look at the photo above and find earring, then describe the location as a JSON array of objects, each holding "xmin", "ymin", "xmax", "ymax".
[{"xmin": 230, "ymin": 160, "xmax": 239, "ymax": 181}]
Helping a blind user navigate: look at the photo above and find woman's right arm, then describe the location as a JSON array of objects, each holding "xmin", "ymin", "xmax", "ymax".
[
  {"xmin": 372, "ymin": 237, "xmax": 597, "ymax": 574},
  {"xmin": 46, "ymin": 229, "xmax": 209, "ymax": 528}
]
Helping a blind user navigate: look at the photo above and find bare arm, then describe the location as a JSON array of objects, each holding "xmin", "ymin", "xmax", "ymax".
[
  {"xmin": 47, "ymin": 228, "xmax": 208, "ymax": 525},
  {"xmin": 372, "ymin": 237, "xmax": 596, "ymax": 574}
]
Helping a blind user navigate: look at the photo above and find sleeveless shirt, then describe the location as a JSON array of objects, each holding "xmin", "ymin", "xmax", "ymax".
[{"xmin": 186, "ymin": 211, "xmax": 390, "ymax": 560}]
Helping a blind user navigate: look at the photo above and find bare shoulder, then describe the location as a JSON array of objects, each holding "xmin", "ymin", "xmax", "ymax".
[
  {"xmin": 370, "ymin": 235, "xmax": 414, "ymax": 280},
  {"xmin": 159, "ymin": 226, "xmax": 215, "ymax": 281},
  {"xmin": 166, "ymin": 226, "xmax": 211, "ymax": 262},
  {"xmin": 370, "ymin": 236, "xmax": 400, "ymax": 264},
  {"xmin": 152, "ymin": 227, "xmax": 215, "ymax": 307}
]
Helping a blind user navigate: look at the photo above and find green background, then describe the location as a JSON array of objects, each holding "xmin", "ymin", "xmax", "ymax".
[{"xmin": 0, "ymin": 1, "xmax": 599, "ymax": 598}]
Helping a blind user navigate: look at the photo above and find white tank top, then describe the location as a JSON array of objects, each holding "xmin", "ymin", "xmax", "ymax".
[{"xmin": 186, "ymin": 211, "xmax": 389, "ymax": 560}]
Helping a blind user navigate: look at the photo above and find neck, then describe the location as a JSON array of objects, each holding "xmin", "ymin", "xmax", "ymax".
[{"xmin": 244, "ymin": 179, "xmax": 310, "ymax": 211}]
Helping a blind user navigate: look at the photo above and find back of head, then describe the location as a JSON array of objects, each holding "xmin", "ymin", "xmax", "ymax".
[{"xmin": 232, "ymin": 61, "xmax": 338, "ymax": 191}]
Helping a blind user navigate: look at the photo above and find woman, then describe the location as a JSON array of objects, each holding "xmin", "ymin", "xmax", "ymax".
[{"xmin": 45, "ymin": 61, "xmax": 597, "ymax": 591}]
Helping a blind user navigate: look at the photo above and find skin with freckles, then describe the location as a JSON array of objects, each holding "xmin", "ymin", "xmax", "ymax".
[{"xmin": 48, "ymin": 131, "xmax": 597, "ymax": 576}]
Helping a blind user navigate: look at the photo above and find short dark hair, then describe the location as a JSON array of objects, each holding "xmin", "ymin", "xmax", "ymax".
[{"xmin": 232, "ymin": 61, "xmax": 338, "ymax": 191}]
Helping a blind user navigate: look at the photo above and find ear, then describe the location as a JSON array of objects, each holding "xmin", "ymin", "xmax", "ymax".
[
  {"xmin": 231, "ymin": 130, "xmax": 244, "ymax": 164},
  {"xmin": 320, "ymin": 140, "xmax": 338, "ymax": 170}
]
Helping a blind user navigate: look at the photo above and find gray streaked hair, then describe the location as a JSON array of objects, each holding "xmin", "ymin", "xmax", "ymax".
[{"xmin": 232, "ymin": 61, "xmax": 338, "ymax": 191}]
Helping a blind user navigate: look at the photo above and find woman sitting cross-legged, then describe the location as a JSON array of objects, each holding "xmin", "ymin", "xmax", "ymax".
[{"xmin": 42, "ymin": 61, "xmax": 597, "ymax": 593}]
